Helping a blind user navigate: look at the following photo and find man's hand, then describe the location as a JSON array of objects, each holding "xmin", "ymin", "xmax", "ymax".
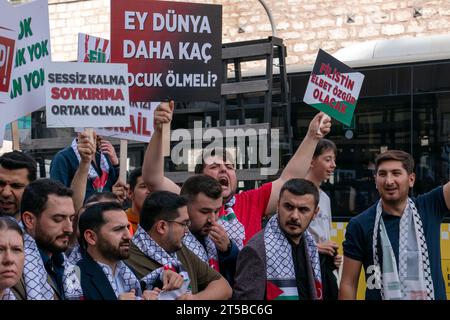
[
  {"xmin": 118, "ymin": 289, "xmax": 137, "ymax": 300},
  {"xmin": 162, "ymin": 269, "xmax": 184, "ymax": 291},
  {"xmin": 142, "ymin": 288, "xmax": 161, "ymax": 300},
  {"xmin": 334, "ymin": 254, "xmax": 343, "ymax": 269},
  {"xmin": 77, "ymin": 132, "xmax": 95, "ymax": 164},
  {"xmin": 99, "ymin": 139, "xmax": 119, "ymax": 166},
  {"xmin": 153, "ymin": 101, "xmax": 174, "ymax": 131},
  {"xmin": 209, "ymin": 221, "xmax": 231, "ymax": 253},
  {"xmin": 317, "ymin": 240, "xmax": 339, "ymax": 256},
  {"xmin": 307, "ymin": 112, "xmax": 332, "ymax": 139},
  {"xmin": 112, "ymin": 180, "xmax": 128, "ymax": 204}
]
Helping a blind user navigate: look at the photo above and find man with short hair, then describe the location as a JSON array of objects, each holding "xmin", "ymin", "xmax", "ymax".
[
  {"xmin": 340, "ymin": 150, "xmax": 450, "ymax": 300},
  {"xmin": 142, "ymin": 102, "xmax": 331, "ymax": 248},
  {"xmin": 233, "ymin": 179, "xmax": 323, "ymax": 300},
  {"xmin": 126, "ymin": 167, "xmax": 151, "ymax": 234},
  {"xmin": 77, "ymin": 201, "xmax": 157, "ymax": 300},
  {"xmin": 0, "ymin": 151, "xmax": 37, "ymax": 220},
  {"xmin": 126, "ymin": 191, "xmax": 232, "ymax": 300},
  {"xmin": 12, "ymin": 179, "xmax": 83, "ymax": 300},
  {"xmin": 180, "ymin": 174, "xmax": 239, "ymax": 285}
]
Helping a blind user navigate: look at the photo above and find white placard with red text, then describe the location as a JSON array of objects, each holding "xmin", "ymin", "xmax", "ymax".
[{"xmin": 45, "ymin": 62, "xmax": 131, "ymax": 128}]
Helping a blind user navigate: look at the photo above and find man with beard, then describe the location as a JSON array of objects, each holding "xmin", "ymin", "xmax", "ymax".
[
  {"xmin": 180, "ymin": 174, "xmax": 239, "ymax": 286},
  {"xmin": 126, "ymin": 191, "xmax": 232, "ymax": 300},
  {"xmin": 142, "ymin": 102, "xmax": 332, "ymax": 249},
  {"xmin": 11, "ymin": 179, "xmax": 83, "ymax": 300},
  {"xmin": 233, "ymin": 179, "xmax": 324, "ymax": 300},
  {"xmin": 340, "ymin": 150, "xmax": 450, "ymax": 300},
  {"xmin": 77, "ymin": 202, "xmax": 158, "ymax": 300},
  {"xmin": 0, "ymin": 151, "xmax": 37, "ymax": 220}
]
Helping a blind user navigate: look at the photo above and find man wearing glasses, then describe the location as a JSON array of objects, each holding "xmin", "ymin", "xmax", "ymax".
[{"xmin": 125, "ymin": 191, "xmax": 232, "ymax": 300}]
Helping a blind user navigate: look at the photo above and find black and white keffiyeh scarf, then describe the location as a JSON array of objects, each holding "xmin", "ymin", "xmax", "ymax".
[
  {"xmin": 71, "ymin": 138, "xmax": 110, "ymax": 192},
  {"xmin": 98, "ymin": 261, "xmax": 142, "ymax": 298},
  {"xmin": 132, "ymin": 226, "xmax": 190, "ymax": 290},
  {"xmin": 218, "ymin": 196, "xmax": 245, "ymax": 250},
  {"xmin": 23, "ymin": 232, "xmax": 83, "ymax": 300},
  {"xmin": 183, "ymin": 231, "xmax": 219, "ymax": 271},
  {"xmin": 264, "ymin": 215, "xmax": 322, "ymax": 300},
  {"xmin": 372, "ymin": 198, "xmax": 434, "ymax": 300}
]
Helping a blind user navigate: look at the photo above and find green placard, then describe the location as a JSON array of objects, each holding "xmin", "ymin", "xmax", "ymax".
[{"xmin": 303, "ymin": 49, "xmax": 365, "ymax": 126}]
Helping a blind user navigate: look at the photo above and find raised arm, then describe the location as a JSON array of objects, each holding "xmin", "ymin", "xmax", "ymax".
[
  {"xmin": 70, "ymin": 132, "xmax": 95, "ymax": 213},
  {"xmin": 142, "ymin": 101, "xmax": 180, "ymax": 194},
  {"xmin": 265, "ymin": 112, "xmax": 332, "ymax": 215}
]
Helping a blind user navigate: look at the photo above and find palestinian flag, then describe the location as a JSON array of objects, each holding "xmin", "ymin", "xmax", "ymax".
[{"xmin": 266, "ymin": 279, "xmax": 299, "ymax": 300}]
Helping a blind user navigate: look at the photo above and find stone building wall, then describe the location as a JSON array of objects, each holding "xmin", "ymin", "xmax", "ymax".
[{"xmin": 43, "ymin": 0, "xmax": 450, "ymax": 67}]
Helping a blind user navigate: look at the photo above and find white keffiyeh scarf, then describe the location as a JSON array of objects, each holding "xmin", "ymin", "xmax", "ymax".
[
  {"xmin": 264, "ymin": 215, "xmax": 322, "ymax": 300},
  {"xmin": 23, "ymin": 232, "xmax": 83, "ymax": 300},
  {"xmin": 218, "ymin": 196, "xmax": 245, "ymax": 250},
  {"xmin": 98, "ymin": 261, "xmax": 142, "ymax": 298},
  {"xmin": 183, "ymin": 231, "xmax": 219, "ymax": 271},
  {"xmin": 132, "ymin": 226, "xmax": 190, "ymax": 290},
  {"xmin": 1, "ymin": 288, "xmax": 16, "ymax": 300},
  {"xmin": 372, "ymin": 198, "xmax": 434, "ymax": 300},
  {"xmin": 65, "ymin": 243, "xmax": 83, "ymax": 265},
  {"xmin": 71, "ymin": 138, "xmax": 110, "ymax": 192}
]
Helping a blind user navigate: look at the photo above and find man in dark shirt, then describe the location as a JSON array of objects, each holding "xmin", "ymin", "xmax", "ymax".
[
  {"xmin": 233, "ymin": 178, "xmax": 324, "ymax": 300},
  {"xmin": 340, "ymin": 150, "xmax": 450, "ymax": 300}
]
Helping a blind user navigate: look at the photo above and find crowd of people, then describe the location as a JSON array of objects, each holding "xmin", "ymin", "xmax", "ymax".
[{"xmin": 0, "ymin": 102, "xmax": 448, "ymax": 300}]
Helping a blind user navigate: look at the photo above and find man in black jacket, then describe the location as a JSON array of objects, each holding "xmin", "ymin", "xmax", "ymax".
[{"xmin": 77, "ymin": 202, "xmax": 161, "ymax": 300}]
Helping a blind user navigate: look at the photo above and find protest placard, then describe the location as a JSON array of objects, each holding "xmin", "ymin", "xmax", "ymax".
[
  {"xmin": 303, "ymin": 49, "xmax": 364, "ymax": 126},
  {"xmin": 77, "ymin": 34, "xmax": 157, "ymax": 143},
  {"xmin": 0, "ymin": 1, "xmax": 17, "ymax": 108},
  {"xmin": 111, "ymin": 0, "xmax": 222, "ymax": 102},
  {"xmin": 45, "ymin": 62, "xmax": 131, "ymax": 128},
  {"xmin": 78, "ymin": 33, "xmax": 110, "ymax": 63},
  {"xmin": 77, "ymin": 101, "xmax": 157, "ymax": 142},
  {"xmin": 0, "ymin": 125, "xmax": 4, "ymax": 148},
  {"xmin": 2, "ymin": 0, "xmax": 51, "ymax": 126}
]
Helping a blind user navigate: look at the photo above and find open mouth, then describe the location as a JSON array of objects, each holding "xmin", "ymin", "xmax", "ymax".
[{"xmin": 218, "ymin": 177, "xmax": 229, "ymax": 188}]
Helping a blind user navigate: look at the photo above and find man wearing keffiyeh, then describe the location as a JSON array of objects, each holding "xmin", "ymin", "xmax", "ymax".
[
  {"xmin": 77, "ymin": 201, "xmax": 158, "ymax": 300},
  {"xmin": 180, "ymin": 174, "xmax": 239, "ymax": 286},
  {"xmin": 126, "ymin": 191, "xmax": 232, "ymax": 300},
  {"xmin": 11, "ymin": 179, "xmax": 83, "ymax": 300},
  {"xmin": 233, "ymin": 179, "xmax": 324, "ymax": 300},
  {"xmin": 341, "ymin": 150, "xmax": 450, "ymax": 300}
]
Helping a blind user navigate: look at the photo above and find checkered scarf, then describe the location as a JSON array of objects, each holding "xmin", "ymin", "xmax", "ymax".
[
  {"xmin": 98, "ymin": 261, "xmax": 142, "ymax": 298},
  {"xmin": 23, "ymin": 232, "xmax": 83, "ymax": 300},
  {"xmin": 264, "ymin": 215, "xmax": 322, "ymax": 300},
  {"xmin": 71, "ymin": 138, "xmax": 110, "ymax": 192},
  {"xmin": 1, "ymin": 288, "xmax": 16, "ymax": 300},
  {"xmin": 373, "ymin": 199, "xmax": 434, "ymax": 300},
  {"xmin": 65, "ymin": 243, "xmax": 83, "ymax": 265},
  {"xmin": 218, "ymin": 196, "xmax": 245, "ymax": 250},
  {"xmin": 132, "ymin": 225, "xmax": 190, "ymax": 290},
  {"xmin": 183, "ymin": 231, "xmax": 219, "ymax": 271}
]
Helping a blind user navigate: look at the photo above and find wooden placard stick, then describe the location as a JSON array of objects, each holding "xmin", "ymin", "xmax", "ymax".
[
  {"xmin": 11, "ymin": 121, "xmax": 20, "ymax": 151},
  {"xmin": 119, "ymin": 139, "xmax": 128, "ymax": 182}
]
